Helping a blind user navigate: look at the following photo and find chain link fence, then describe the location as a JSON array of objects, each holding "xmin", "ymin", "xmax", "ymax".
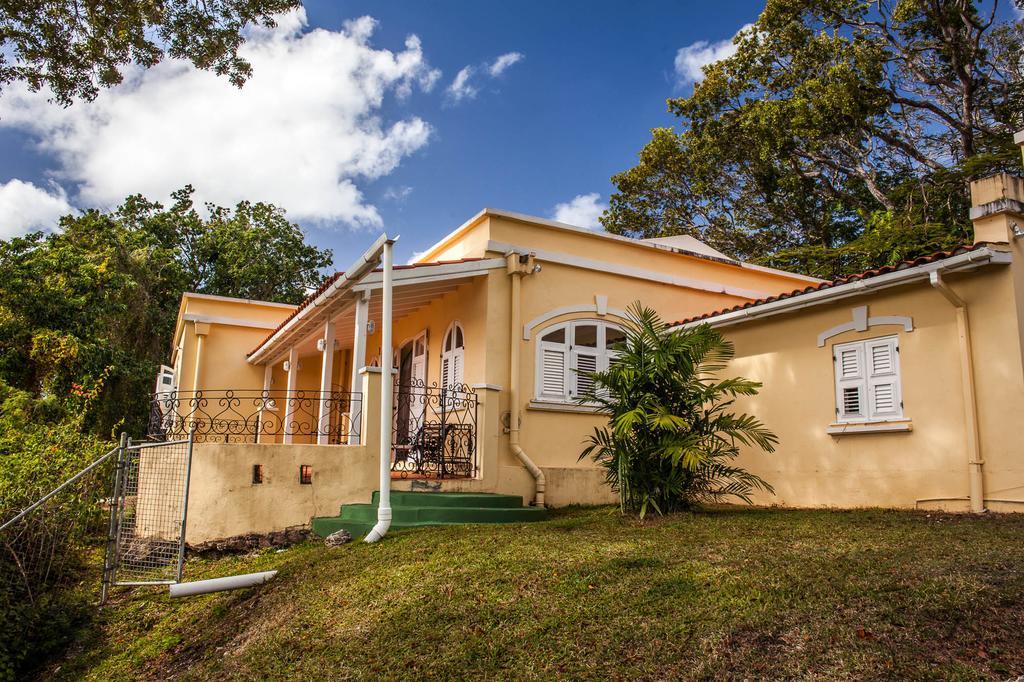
[{"xmin": 106, "ymin": 437, "xmax": 193, "ymax": 587}]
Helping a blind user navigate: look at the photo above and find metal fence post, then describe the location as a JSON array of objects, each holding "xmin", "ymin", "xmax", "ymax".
[
  {"xmin": 100, "ymin": 432, "xmax": 128, "ymax": 604},
  {"xmin": 175, "ymin": 429, "xmax": 195, "ymax": 582}
]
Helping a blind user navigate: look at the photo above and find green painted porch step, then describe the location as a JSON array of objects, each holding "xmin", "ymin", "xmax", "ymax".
[
  {"xmin": 371, "ymin": 490, "xmax": 529, "ymax": 509},
  {"xmin": 311, "ymin": 491, "xmax": 546, "ymax": 539}
]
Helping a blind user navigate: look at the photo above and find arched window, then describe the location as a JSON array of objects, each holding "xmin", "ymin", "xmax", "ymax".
[
  {"xmin": 441, "ymin": 321, "xmax": 465, "ymax": 388},
  {"xmin": 536, "ymin": 319, "xmax": 624, "ymax": 403}
]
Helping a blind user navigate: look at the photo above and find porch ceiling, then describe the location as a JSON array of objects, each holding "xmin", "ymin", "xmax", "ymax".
[{"xmin": 258, "ymin": 257, "xmax": 504, "ymax": 365}]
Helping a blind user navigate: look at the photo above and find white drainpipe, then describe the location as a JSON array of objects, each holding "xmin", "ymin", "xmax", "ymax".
[
  {"xmin": 929, "ymin": 270, "xmax": 986, "ymax": 513},
  {"xmin": 365, "ymin": 236, "xmax": 396, "ymax": 542},
  {"xmin": 507, "ymin": 252, "xmax": 546, "ymax": 507}
]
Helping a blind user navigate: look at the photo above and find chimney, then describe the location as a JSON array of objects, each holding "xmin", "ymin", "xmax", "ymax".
[{"xmin": 968, "ymin": 131, "xmax": 1024, "ymax": 244}]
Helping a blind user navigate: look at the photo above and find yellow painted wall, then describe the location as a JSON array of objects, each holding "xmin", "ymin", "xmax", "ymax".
[
  {"xmin": 714, "ymin": 262, "xmax": 1024, "ymax": 511},
  {"xmin": 418, "ymin": 216, "xmax": 491, "ymax": 263},
  {"xmin": 362, "ymin": 276, "xmax": 489, "ymax": 388},
  {"xmin": 182, "ymin": 211, "xmax": 1024, "ymax": 523},
  {"xmin": 484, "ymin": 214, "xmax": 817, "ymax": 295},
  {"xmin": 174, "ymin": 294, "xmax": 294, "ymax": 394},
  {"xmin": 183, "ymin": 369, "xmax": 385, "ymax": 542}
]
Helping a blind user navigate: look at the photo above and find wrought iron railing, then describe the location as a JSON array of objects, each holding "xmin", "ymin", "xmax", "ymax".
[
  {"xmin": 148, "ymin": 390, "xmax": 361, "ymax": 444},
  {"xmin": 392, "ymin": 380, "xmax": 478, "ymax": 479}
]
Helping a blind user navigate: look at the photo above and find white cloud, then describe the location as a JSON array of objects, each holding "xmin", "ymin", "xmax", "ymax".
[
  {"xmin": 0, "ymin": 9, "xmax": 440, "ymax": 228},
  {"xmin": 0, "ymin": 179, "xmax": 75, "ymax": 238},
  {"xmin": 551, "ymin": 193, "xmax": 607, "ymax": 230},
  {"xmin": 406, "ymin": 249, "xmax": 427, "ymax": 264},
  {"xmin": 446, "ymin": 51, "xmax": 524, "ymax": 104},
  {"xmin": 674, "ymin": 23, "xmax": 753, "ymax": 87},
  {"xmin": 487, "ymin": 52, "xmax": 524, "ymax": 77},
  {"xmin": 382, "ymin": 185, "xmax": 413, "ymax": 202},
  {"xmin": 447, "ymin": 66, "xmax": 478, "ymax": 102}
]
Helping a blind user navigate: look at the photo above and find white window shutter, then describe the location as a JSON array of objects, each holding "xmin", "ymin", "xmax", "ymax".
[
  {"xmin": 866, "ymin": 338, "xmax": 902, "ymax": 419},
  {"xmin": 441, "ymin": 355, "xmax": 451, "ymax": 389},
  {"xmin": 572, "ymin": 349, "xmax": 599, "ymax": 398},
  {"xmin": 833, "ymin": 343, "xmax": 866, "ymax": 421},
  {"xmin": 539, "ymin": 344, "xmax": 568, "ymax": 400},
  {"xmin": 452, "ymin": 348, "xmax": 464, "ymax": 387},
  {"xmin": 833, "ymin": 336, "xmax": 904, "ymax": 423}
]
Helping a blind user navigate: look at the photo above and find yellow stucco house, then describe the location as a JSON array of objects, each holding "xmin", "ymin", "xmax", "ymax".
[{"xmin": 158, "ymin": 138, "xmax": 1024, "ymax": 542}]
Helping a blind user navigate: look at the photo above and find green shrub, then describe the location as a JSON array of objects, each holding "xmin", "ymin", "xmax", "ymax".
[
  {"xmin": 0, "ymin": 382, "xmax": 112, "ymax": 681},
  {"xmin": 579, "ymin": 303, "xmax": 777, "ymax": 516}
]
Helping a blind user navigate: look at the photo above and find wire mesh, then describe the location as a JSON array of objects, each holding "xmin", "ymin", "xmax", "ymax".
[
  {"xmin": 0, "ymin": 447, "xmax": 117, "ymax": 615},
  {"xmin": 111, "ymin": 438, "xmax": 192, "ymax": 585}
]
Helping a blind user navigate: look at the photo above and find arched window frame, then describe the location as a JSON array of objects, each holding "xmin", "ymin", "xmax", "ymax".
[
  {"xmin": 534, "ymin": 319, "xmax": 624, "ymax": 403},
  {"xmin": 441, "ymin": 321, "xmax": 465, "ymax": 388}
]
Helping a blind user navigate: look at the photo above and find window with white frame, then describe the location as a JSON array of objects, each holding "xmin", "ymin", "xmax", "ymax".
[
  {"xmin": 441, "ymin": 321, "xmax": 465, "ymax": 388},
  {"xmin": 535, "ymin": 320, "xmax": 625, "ymax": 402},
  {"xmin": 832, "ymin": 335, "xmax": 903, "ymax": 423}
]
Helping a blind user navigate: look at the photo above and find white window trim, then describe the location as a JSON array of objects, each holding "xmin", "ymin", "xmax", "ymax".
[
  {"xmin": 832, "ymin": 334, "xmax": 905, "ymax": 425},
  {"xmin": 522, "ymin": 296, "xmax": 629, "ymax": 340},
  {"xmin": 816, "ymin": 305, "xmax": 913, "ymax": 347},
  {"xmin": 534, "ymin": 319, "xmax": 623, "ymax": 404}
]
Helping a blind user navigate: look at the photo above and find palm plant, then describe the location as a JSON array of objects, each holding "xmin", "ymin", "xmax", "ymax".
[{"xmin": 578, "ymin": 303, "xmax": 777, "ymax": 516}]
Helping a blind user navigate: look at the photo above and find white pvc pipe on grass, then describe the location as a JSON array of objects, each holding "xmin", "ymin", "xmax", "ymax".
[{"xmin": 168, "ymin": 570, "xmax": 278, "ymax": 598}]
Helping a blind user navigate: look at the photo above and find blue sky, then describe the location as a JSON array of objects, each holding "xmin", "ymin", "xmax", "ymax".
[{"xmin": 0, "ymin": 1, "xmax": 811, "ymax": 263}]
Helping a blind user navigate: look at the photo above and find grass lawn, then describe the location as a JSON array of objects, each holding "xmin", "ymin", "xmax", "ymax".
[{"xmin": 50, "ymin": 506, "xmax": 1024, "ymax": 680}]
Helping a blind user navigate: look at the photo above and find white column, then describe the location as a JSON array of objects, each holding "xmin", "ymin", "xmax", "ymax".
[
  {"xmin": 317, "ymin": 318, "xmax": 336, "ymax": 445},
  {"xmin": 256, "ymin": 363, "xmax": 272, "ymax": 444},
  {"xmin": 191, "ymin": 322, "xmax": 210, "ymax": 392},
  {"xmin": 365, "ymin": 237, "xmax": 394, "ymax": 543},
  {"xmin": 282, "ymin": 346, "xmax": 299, "ymax": 445},
  {"xmin": 348, "ymin": 290, "xmax": 370, "ymax": 445}
]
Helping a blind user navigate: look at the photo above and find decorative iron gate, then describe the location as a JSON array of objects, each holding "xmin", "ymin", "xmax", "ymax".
[
  {"xmin": 103, "ymin": 434, "xmax": 193, "ymax": 592},
  {"xmin": 392, "ymin": 380, "xmax": 478, "ymax": 479}
]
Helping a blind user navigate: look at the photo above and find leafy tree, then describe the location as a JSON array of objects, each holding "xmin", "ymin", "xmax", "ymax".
[
  {"xmin": 604, "ymin": 0, "xmax": 1024, "ymax": 278},
  {"xmin": 0, "ymin": 188, "xmax": 331, "ymax": 435},
  {"xmin": 0, "ymin": 0, "xmax": 300, "ymax": 105},
  {"xmin": 579, "ymin": 304, "xmax": 777, "ymax": 517}
]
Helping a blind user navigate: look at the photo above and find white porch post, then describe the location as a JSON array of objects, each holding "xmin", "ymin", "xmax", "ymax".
[
  {"xmin": 256, "ymin": 363, "xmax": 272, "ymax": 444},
  {"xmin": 317, "ymin": 318, "xmax": 336, "ymax": 445},
  {"xmin": 365, "ymin": 236, "xmax": 395, "ymax": 543},
  {"xmin": 283, "ymin": 346, "xmax": 299, "ymax": 445},
  {"xmin": 348, "ymin": 290, "xmax": 370, "ymax": 445}
]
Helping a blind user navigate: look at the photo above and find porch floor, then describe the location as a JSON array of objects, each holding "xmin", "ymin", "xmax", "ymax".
[
  {"xmin": 389, "ymin": 472, "xmax": 473, "ymax": 481},
  {"xmin": 311, "ymin": 490, "xmax": 546, "ymax": 538}
]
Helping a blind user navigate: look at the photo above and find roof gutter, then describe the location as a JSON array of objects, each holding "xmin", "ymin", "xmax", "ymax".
[
  {"xmin": 247, "ymin": 234, "xmax": 389, "ymax": 365},
  {"xmin": 676, "ymin": 247, "xmax": 1011, "ymax": 331}
]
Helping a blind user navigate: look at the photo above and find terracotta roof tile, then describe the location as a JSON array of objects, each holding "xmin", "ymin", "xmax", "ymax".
[{"xmin": 671, "ymin": 243, "xmax": 996, "ymax": 327}]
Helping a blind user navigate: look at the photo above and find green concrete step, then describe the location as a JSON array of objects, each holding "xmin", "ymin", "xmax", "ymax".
[
  {"xmin": 371, "ymin": 490, "xmax": 528, "ymax": 509},
  {"xmin": 311, "ymin": 490, "xmax": 547, "ymax": 539},
  {"xmin": 333, "ymin": 503, "xmax": 545, "ymax": 525}
]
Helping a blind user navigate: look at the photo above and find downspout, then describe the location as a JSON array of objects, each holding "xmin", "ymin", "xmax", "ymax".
[
  {"xmin": 365, "ymin": 237, "xmax": 396, "ymax": 542},
  {"xmin": 929, "ymin": 271, "xmax": 986, "ymax": 513},
  {"xmin": 507, "ymin": 252, "xmax": 546, "ymax": 507}
]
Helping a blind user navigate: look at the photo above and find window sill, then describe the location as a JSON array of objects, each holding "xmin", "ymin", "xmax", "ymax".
[
  {"xmin": 827, "ymin": 420, "xmax": 913, "ymax": 435},
  {"xmin": 527, "ymin": 400, "xmax": 604, "ymax": 414}
]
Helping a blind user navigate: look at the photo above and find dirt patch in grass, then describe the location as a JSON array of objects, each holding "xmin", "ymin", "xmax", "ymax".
[{"xmin": 45, "ymin": 506, "xmax": 1024, "ymax": 680}]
